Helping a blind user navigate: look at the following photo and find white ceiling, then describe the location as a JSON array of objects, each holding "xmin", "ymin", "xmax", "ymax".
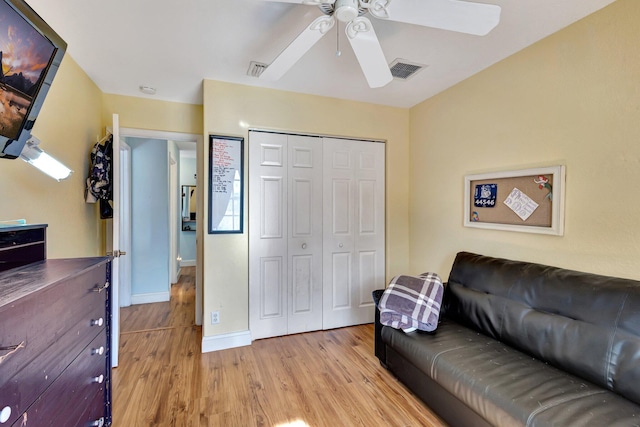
[{"xmin": 24, "ymin": 0, "xmax": 616, "ymax": 109}]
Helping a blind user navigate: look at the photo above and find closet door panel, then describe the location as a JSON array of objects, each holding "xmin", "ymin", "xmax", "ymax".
[
  {"xmin": 323, "ymin": 139, "xmax": 357, "ymax": 329},
  {"xmin": 249, "ymin": 131, "xmax": 288, "ymax": 340},
  {"xmin": 292, "ymin": 178, "xmax": 312, "ymax": 236},
  {"xmin": 331, "ymin": 252, "xmax": 352, "ymax": 310},
  {"xmin": 291, "ymin": 255, "xmax": 313, "ymax": 313},
  {"xmin": 331, "ymin": 179, "xmax": 352, "ymax": 235},
  {"xmin": 287, "ymin": 135, "xmax": 323, "ymax": 335},
  {"xmin": 358, "ymin": 250, "xmax": 378, "ymax": 306},
  {"xmin": 323, "ymin": 138, "xmax": 385, "ymax": 329},
  {"xmin": 261, "ymin": 177, "xmax": 284, "ymax": 238},
  {"xmin": 358, "ymin": 179, "xmax": 377, "ymax": 234},
  {"xmin": 260, "ymin": 256, "xmax": 285, "ymax": 318},
  {"xmin": 353, "ymin": 141, "xmax": 385, "ymax": 314}
]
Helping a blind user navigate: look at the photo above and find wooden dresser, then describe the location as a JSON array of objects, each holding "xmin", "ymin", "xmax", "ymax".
[{"xmin": 0, "ymin": 257, "xmax": 112, "ymax": 427}]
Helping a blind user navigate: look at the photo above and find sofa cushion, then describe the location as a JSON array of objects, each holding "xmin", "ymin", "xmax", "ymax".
[
  {"xmin": 445, "ymin": 252, "xmax": 640, "ymax": 405},
  {"xmin": 382, "ymin": 320, "xmax": 640, "ymax": 427}
]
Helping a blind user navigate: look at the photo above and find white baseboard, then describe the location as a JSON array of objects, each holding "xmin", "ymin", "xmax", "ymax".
[
  {"xmin": 201, "ymin": 330, "xmax": 252, "ymax": 353},
  {"xmin": 130, "ymin": 291, "xmax": 170, "ymax": 305},
  {"xmin": 180, "ymin": 260, "xmax": 196, "ymax": 267}
]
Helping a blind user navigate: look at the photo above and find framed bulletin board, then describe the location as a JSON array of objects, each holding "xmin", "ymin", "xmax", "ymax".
[
  {"xmin": 208, "ymin": 135, "xmax": 244, "ymax": 234},
  {"xmin": 464, "ymin": 166, "xmax": 565, "ymax": 236}
]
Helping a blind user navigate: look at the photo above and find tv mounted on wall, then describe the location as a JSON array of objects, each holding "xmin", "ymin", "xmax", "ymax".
[{"xmin": 0, "ymin": 0, "xmax": 66, "ymax": 159}]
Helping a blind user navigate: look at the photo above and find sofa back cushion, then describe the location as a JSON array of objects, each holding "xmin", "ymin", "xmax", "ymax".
[{"xmin": 445, "ymin": 252, "xmax": 640, "ymax": 405}]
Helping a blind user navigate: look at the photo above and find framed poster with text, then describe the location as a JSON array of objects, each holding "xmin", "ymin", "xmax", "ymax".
[{"xmin": 208, "ymin": 135, "xmax": 244, "ymax": 234}]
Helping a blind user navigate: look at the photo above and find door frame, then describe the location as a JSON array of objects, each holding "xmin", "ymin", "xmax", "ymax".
[
  {"xmin": 169, "ymin": 152, "xmax": 179, "ymax": 284},
  {"xmin": 119, "ymin": 140, "xmax": 132, "ymax": 308},
  {"xmin": 118, "ymin": 127, "xmax": 204, "ymax": 326}
]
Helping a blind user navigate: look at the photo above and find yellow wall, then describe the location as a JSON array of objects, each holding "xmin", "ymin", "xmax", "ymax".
[
  {"xmin": 409, "ymin": 0, "xmax": 640, "ymax": 280},
  {"xmin": 102, "ymin": 94, "xmax": 203, "ymax": 135},
  {"xmin": 202, "ymin": 80, "xmax": 410, "ymax": 337},
  {"xmin": 5, "ymin": 0, "xmax": 637, "ymax": 350},
  {"xmin": 0, "ymin": 55, "xmax": 104, "ymax": 257},
  {"xmin": 0, "ymin": 55, "xmax": 203, "ymax": 260}
]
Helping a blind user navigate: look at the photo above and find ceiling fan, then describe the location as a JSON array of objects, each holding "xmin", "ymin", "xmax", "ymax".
[{"xmin": 258, "ymin": 0, "xmax": 501, "ymax": 88}]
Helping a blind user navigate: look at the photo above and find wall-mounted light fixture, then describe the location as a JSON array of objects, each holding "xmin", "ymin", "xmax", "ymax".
[{"xmin": 20, "ymin": 136, "xmax": 73, "ymax": 181}]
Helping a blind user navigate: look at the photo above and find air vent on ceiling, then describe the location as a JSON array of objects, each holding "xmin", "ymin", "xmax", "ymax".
[
  {"xmin": 247, "ymin": 61, "xmax": 268, "ymax": 78},
  {"xmin": 389, "ymin": 59, "xmax": 427, "ymax": 80}
]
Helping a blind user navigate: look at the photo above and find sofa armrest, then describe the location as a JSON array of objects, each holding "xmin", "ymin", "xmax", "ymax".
[{"xmin": 372, "ymin": 289, "xmax": 386, "ymax": 366}]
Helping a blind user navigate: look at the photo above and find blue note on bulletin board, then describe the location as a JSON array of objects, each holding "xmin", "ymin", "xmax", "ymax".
[{"xmin": 474, "ymin": 184, "xmax": 497, "ymax": 208}]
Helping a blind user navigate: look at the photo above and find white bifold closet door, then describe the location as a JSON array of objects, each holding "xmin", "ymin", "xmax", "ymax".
[
  {"xmin": 249, "ymin": 131, "xmax": 385, "ymax": 340},
  {"xmin": 249, "ymin": 132, "xmax": 324, "ymax": 340},
  {"xmin": 322, "ymin": 138, "xmax": 385, "ymax": 329}
]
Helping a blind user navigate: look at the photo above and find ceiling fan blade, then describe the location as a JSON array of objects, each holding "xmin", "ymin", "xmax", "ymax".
[
  {"xmin": 367, "ymin": 0, "xmax": 501, "ymax": 36},
  {"xmin": 345, "ymin": 17, "xmax": 393, "ymax": 88},
  {"xmin": 260, "ymin": 15, "xmax": 336, "ymax": 81}
]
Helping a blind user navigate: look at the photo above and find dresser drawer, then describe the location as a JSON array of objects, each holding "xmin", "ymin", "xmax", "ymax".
[
  {"xmin": 10, "ymin": 332, "xmax": 108, "ymax": 427},
  {"xmin": 0, "ymin": 264, "xmax": 107, "ymax": 426}
]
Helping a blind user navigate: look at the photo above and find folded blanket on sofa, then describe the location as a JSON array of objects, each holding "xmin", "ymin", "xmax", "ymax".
[{"xmin": 379, "ymin": 272, "xmax": 443, "ymax": 332}]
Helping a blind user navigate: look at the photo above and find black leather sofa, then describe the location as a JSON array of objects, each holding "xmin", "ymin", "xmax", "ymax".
[{"xmin": 374, "ymin": 252, "xmax": 640, "ymax": 427}]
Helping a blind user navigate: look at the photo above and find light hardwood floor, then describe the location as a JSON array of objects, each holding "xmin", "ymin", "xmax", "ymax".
[{"xmin": 112, "ymin": 268, "xmax": 447, "ymax": 427}]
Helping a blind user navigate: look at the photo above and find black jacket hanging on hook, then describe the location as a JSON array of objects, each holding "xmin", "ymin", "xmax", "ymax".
[{"xmin": 85, "ymin": 134, "xmax": 113, "ymax": 219}]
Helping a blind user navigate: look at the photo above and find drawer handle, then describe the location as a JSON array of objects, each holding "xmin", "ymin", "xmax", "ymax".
[
  {"xmin": 92, "ymin": 374, "xmax": 105, "ymax": 384},
  {"xmin": 88, "ymin": 417, "xmax": 104, "ymax": 427},
  {"xmin": 91, "ymin": 346, "xmax": 105, "ymax": 356},
  {"xmin": 0, "ymin": 406, "xmax": 11, "ymax": 424},
  {"xmin": 90, "ymin": 318, "xmax": 104, "ymax": 327},
  {"xmin": 93, "ymin": 282, "xmax": 110, "ymax": 293},
  {"xmin": 0, "ymin": 341, "xmax": 25, "ymax": 364}
]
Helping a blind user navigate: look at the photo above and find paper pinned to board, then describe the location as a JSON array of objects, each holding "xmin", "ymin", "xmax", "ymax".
[{"xmin": 503, "ymin": 188, "xmax": 538, "ymax": 221}]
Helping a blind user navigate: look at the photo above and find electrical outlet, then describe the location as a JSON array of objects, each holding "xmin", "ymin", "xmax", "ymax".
[{"xmin": 211, "ymin": 311, "xmax": 220, "ymax": 325}]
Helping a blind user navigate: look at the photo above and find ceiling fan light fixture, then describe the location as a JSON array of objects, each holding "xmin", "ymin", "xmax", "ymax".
[{"xmin": 334, "ymin": 0, "xmax": 359, "ymax": 22}]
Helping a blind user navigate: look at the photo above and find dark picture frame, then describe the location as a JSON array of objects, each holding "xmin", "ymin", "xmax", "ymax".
[{"xmin": 208, "ymin": 135, "xmax": 244, "ymax": 234}]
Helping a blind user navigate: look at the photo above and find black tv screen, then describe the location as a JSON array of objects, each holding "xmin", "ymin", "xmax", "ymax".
[{"xmin": 0, "ymin": 0, "xmax": 66, "ymax": 159}]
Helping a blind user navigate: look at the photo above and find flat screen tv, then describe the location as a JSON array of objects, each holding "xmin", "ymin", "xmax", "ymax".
[{"xmin": 0, "ymin": 0, "xmax": 66, "ymax": 159}]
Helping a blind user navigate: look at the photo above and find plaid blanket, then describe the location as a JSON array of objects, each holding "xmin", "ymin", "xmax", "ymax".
[{"xmin": 379, "ymin": 272, "xmax": 443, "ymax": 332}]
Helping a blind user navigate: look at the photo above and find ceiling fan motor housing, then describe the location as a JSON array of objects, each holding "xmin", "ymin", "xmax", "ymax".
[{"xmin": 335, "ymin": 0, "xmax": 360, "ymax": 22}]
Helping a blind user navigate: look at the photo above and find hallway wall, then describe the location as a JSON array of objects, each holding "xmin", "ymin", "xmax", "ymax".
[{"xmin": 127, "ymin": 137, "xmax": 170, "ymax": 303}]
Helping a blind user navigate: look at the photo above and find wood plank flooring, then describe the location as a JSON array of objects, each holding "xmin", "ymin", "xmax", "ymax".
[{"xmin": 112, "ymin": 268, "xmax": 447, "ymax": 427}]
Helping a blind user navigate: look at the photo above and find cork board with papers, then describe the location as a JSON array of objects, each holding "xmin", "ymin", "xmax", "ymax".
[{"xmin": 464, "ymin": 166, "xmax": 565, "ymax": 236}]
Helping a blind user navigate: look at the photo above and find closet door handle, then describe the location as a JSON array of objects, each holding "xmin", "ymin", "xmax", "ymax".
[{"xmin": 302, "ymin": 243, "xmax": 307, "ymax": 249}]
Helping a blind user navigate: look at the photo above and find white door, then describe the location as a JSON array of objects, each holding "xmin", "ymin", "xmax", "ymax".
[
  {"xmin": 287, "ymin": 135, "xmax": 323, "ymax": 334},
  {"xmin": 322, "ymin": 138, "xmax": 385, "ymax": 329},
  {"xmin": 249, "ymin": 132, "xmax": 288, "ymax": 339},
  {"xmin": 107, "ymin": 114, "xmax": 121, "ymax": 368},
  {"xmin": 118, "ymin": 140, "xmax": 132, "ymax": 308},
  {"xmin": 249, "ymin": 131, "xmax": 323, "ymax": 339}
]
